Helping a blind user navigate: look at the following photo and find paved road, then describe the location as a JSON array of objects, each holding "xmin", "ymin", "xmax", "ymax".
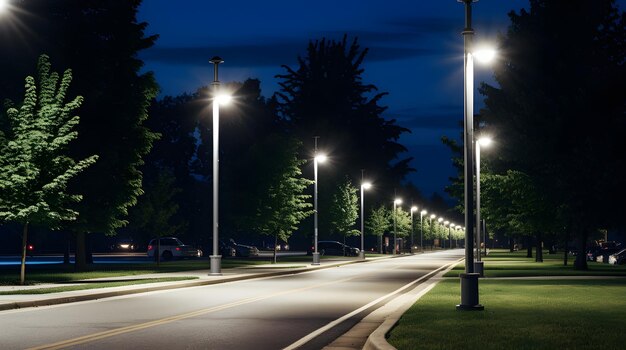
[{"xmin": 0, "ymin": 250, "xmax": 462, "ymax": 350}]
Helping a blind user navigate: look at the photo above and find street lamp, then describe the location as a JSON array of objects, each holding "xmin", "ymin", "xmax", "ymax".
[
  {"xmin": 410, "ymin": 206, "xmax": 418, "ymax": 253},
  {"xmin": 393, "ymin": 198, "xmax": 402, "ymax": 254},
  {"xmin": 312, "ymin": 149, "xmax": 327, "ymax": 265},
  {"xmin": 420, "ymin": 210, "xmax": 427, "ymax": 252},
  {"xmin": 458, "ymin": 0, "xmax": 485, "ymax": 311},
  {"xmin": 209, "ymin": 56, "xmax": 231, "ymax": 276},
  {"xmin": 437, "ymin": 217, "xmax": 444, "ymax": 248},
  {"xmin": 429, "ymin": 214, "xmax": 436, "ymax": 250},
  {"xmin": 475, "ymin": 136, "xmax": 492, "ymax": 275},
  {"xmin": 444, "ymin": 220, "xmax": 450, "ymax": 249},
  {"xmin": 360, "ymin": 182, "xmax": 372, "ymax": 260}
]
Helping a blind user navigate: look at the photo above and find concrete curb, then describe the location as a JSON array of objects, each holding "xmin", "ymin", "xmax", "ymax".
[
  {"xmin": 0, "ymin": 256, "xmax": 407, "ymax": 312},
  {"xmin": 363, "ymin": 259, "xmax": 462, "ymax": 350}
]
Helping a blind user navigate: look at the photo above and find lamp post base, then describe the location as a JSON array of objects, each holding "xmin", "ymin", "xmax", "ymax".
[
  {"xmin": 312, "ymin": 252, "xmax": 321, "ymax": 265},
  {"xmin": 208, "ymin": 255, "xmax": 222, "ymax": 276},
  {"xmin": 474, "ymin": 261, "xmax": 484, "ymax": 277},
  {"xmin": 358, "ymin": 251, "xmax": 365, "ymax": 260},
  {"xmin": 456, "ymin": 273, "xmax": 484, "ymax": 311}
]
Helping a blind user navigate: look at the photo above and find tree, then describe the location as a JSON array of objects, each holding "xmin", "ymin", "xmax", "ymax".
[
  {"xmin": 0, "ymin": 55, "xmax": 98, "ymax": 284},
  {"xmin": 129, "ymin": 170, "xmax": 184, "ymax": 266},
  {"xmin": 479, "ymin": 0, "xmax": 626, "ymax": 269},
  {"xmin": 0, "ymin": 1, "xmax": 160, "ymax": 271},
  {"xmin": 248, "ymin": 137, "xmax": 314, "ymax": 263},
  {"xmin": 275, "ymin": 35, "xmax": 414, "ymax": 220},
  {"xmin": 367, "ymin": 205, "xmax": 390, "ymax": 253},
  {"xmin": 329, "ymin": 177, "xmax": 360, "ymax": 249},
  {"xmin": 391, "ymin": 207, "xmax": 411, "ymax": 251}
]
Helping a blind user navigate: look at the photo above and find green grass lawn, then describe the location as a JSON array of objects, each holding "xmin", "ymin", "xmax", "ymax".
[
  {"xmin": 444, "ymin": 249, "xmax": 626, "ymax": 277},
  {"xmin": 388, "ymin": 278, "xmax": 626, "ymax": 350},
  {"xmin": 0, "ymin": 253, "xmax": 381, "ymax": 285},
  {"xmin": 0, "ymin": 276, "xmax": 197, "ymax": 295}
]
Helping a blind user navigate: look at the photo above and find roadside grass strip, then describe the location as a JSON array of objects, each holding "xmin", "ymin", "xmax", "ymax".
[
  {"xmin": 387, "ymin": 278, "xmax": 626, "ymax": 350},
  {"xmin": 0, "ymin": 277, "xmax": 197, "ymax": 295}
]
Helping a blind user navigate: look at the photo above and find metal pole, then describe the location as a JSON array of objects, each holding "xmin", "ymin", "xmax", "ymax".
[
  {"xmin": 476, "ymin": 142, "xmax": 481, "ymax": 261},
  {"xmin": 410, "ymin": 210, "xmax": 414, "ymax": 254},
  {"xmin": 457, "ymin": 0, "xmax": 483, "ymax": 311},
  {"xmin": 313, "ymin": 151, "xmax": 320, "ymax": 265},
  {"xmin": 420, "ymin": 213, "xmax": 424, "ymax": 252},
  {"xmin": 360, "ymin": 184, "xmax": 365, "ymax": 260},
  {"xmin": 393, "ymin": 201, "xmax": 397, "ymax": 255},
  {"xmin": 209, "ymin": 56, "xmax": 224, "ymax": 276}
]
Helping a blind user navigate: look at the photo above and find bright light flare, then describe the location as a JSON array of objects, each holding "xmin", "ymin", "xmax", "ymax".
[
  {"xmin": 430, "ymin": 214, "xmax": 436, "ymax": 219},
  {"xmin": 474, "ymin": 48, "xmax": 496, "ymax": 63},
  {"xmin": 362, "ymin": 182, "xmax": 372, "ymax": 190},
  {"xmin": 478, "ymin": 137, "xmax": 493, "ymax": 147},
  {"xmin": 0, "ymin": 0, "xmax": 8, "ymax": 13},
  {"xmin": 215, "ymin": 94, "xmax": 232, "ymax": 105},
  {"xmin": 438, "ymin": 217, "xmax": 444, "ymax": 223},
  {"xmin": 314, "ymin": 154, "xmax": 327, "ymax": 163},
  {"xmin": 411, "ymin": 206, "xmax": 418, "ymax": 212},
  {"xmin": 421, "ymin": 210, "xmax": 428, "ymax": 215},
  {"xmin": 394, "ymin": 198, "xmax": 402, "ymax": 205}
]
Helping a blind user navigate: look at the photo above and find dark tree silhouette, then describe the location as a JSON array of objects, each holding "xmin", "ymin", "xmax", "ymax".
[{"xmin": 479, "ymin": 0, "xmax": 626, "ymax": 269}]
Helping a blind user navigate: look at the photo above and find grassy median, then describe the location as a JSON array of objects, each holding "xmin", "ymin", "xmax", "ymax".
[{"xmin": 388, "ymin": 249, "xmax": 626, "ymax": 349}]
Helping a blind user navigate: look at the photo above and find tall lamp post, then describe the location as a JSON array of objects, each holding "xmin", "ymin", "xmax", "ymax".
[
  {"xmin": 392, "ymin": 198, "xmax": 402, "ymax": 254},
  {"xmin": 360, "ymin": 181, "xmax": 372, "ymax": 260},
  {"xmin": 429, "ymin": 214, "xmax": 436, "ymax": 250},
  {"xmin": 410, "ymin": 206, "xmax": 418, "ymax": 253},
  {"xmin": 312, "ymin": 143, "xmax": 327, "ymax": 265},
  {"xmin": 208, "ymin": 56, "xmax": 231, "ymax": 276},
  {"xmin": 420, "ymin": 210, "xmax": 427, "ymax": 252},
  {"xmin": 437, "ymin": 217, "xmax": 444, "ymax": 248},
  {"xmin": 444, "ymin": 221, "xmax": 450, "ymax": 249},
  {"xmin": 457, "ymin": 0, "xmax": 487, "ymax": 310},
  {"xmin": 475, "ymin": 136, "xmax": 492, "ymax": 275}
]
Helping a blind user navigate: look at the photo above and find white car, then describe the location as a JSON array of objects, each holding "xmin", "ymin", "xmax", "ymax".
[{"xmin": 147, "ymin": 237, "xmax": 201, "ymax": 260}]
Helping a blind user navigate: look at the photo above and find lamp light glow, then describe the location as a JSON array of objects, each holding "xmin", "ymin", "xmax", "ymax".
[
  {"xmin": 411, "ymin": 206, "xmax": 418, "ymax": 212},
  {"xmin": 215, "ymin": 94, "xmax": 232, "ymax": 105},
  {"xmin": 362, "ymin": 182, "xmax": 372, "ymax": 190},
  {"xmin": 315, "ymin": 154, "xmax": 327, "ymax": 163},
  {"xmin": 478, "ymin": 136, "xmax": 493, "ymax": 147},
  {"xmin": 394, "ymin": 198, "xmax": 402, "ymax": 205},
  {"xmin": 474, "ymin": 48, "xmax": 496, "ymax": 63}
]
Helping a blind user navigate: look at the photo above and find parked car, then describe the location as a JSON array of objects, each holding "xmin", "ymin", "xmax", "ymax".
[
  {"xmin": 593, "ymin": 247, "xmax": 621, "ymax": 263},
  {"xmin": 204, "ymin": 239, "xmax": 237, "ymax": 258},
  {"xmin": 609, "ymin": 249, "xmax": 626, "ymax": 265},
  {"xmin": 308, "ymin": 241, "xmax": 360, "ymax": 257},
  {"xmin": 228, "ymin": 239, "xmax": 260, "ymax": 257},
  {"xmin": 147, "ymin": 237, "xmax": 202, "ymax": 260},
  {"xmin": 110, "ymin": 238, "xmax": 137, "ymax": 252}
]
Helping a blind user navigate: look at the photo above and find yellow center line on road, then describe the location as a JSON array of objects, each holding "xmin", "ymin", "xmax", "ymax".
[{"xmin": 27, "ymin": 265, "xmax": 402, "ymax": 350}]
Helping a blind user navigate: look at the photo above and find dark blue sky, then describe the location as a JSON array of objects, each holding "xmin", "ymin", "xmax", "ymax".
[{"xmin": 136, "ymin": 0, "xmax": 528, "ymax": 199}]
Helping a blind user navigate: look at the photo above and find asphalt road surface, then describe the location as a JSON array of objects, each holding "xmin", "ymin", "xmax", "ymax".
[{"xmin": 0, "ymin": 250, "xmax": 463, "ymax": 350}]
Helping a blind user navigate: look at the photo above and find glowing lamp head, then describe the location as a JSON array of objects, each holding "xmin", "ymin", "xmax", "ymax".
[
  {"xmin": 474, "ymin": 48, "xmax": 496, "ymax": 63},
  {"xmin": 314, "ymin": 154, "xmax": 327, "ymax": 163},
  {"xmin": 478, "ymin": 137, "xmax": 493, "ymax": 147},
  {"xmin": 411, "ymin": 206, "xmax": 418, "ymax": 212},
  {"xmin": 430, "ymin": 214, "xmax": 436, "ymax": 219},
  {"xmin": 362, "ymin": 182, "xmax": 372, "ymax": 190},
  {"xmin": 0, "ymin": 0, "xmax": 8, "ymax": 12},
  {"xmin": 421, "ymin": 210, "xmax": 427, "ymax": 215},
  {"xmin": 444, "ymin": 220, "xmax": 450, "ymax": 225},
  {"xmin": 438, "ymin": 217, "xmax": 444, "ymax": 223},
  {"xmin": 215, "ymin": 94, "xmax": 232, "ymax": 105},
  {"xmin": 394, "ymin": 198, "xmax": 402, "ymax": 205}
]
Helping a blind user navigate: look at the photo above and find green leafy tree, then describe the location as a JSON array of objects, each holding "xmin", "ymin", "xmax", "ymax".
[
  {"xmin": 391, "ymin": 207, "xmax": 411, "ymax": 251},
  {"xmin": 329, "ymin": 177, "xmax": 360, "ymax": 248},
  {"xmin": 0, "ymin": 55, "xmax": 98, "ymax": 284},
  {"xmin": 0, "ymin": 1, "xmax": 160, "ymax": 271},
  {"xmin": 248, "ymin": 137, "xmax": 314, "ymax": 263},
  {"xmin": 367, "ymin": 205, "xmax": 390, "ymax": 253}
]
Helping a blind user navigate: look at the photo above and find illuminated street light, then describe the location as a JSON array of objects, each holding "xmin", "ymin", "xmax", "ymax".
[
  {"xmin": 359, "ymin": 181, "xmax": 372, "ymax": 260},
  {"xmin": 457, "ymin": 0, "xmax": 489, "ymax": 310},
  {"xmin": 420, "ymin": 210, "xmax": 427, "ymax": 252},
  {"xmin": 208, "ymin": 56, "xmax": 229, "ymax": 276},
  {"xmin": 474, "ymin": 48, "xmax": 496, "ymax": 63},
  {"xmin": 392, "ymin": 198, "xmax": 402, "ymax": 254},
  {"xmin": 410, "ymin": 206, "xmax": 418, "ymax": 253},
  {"xmin": 312, "ymin": 138, "xmax": 326, "ymax": 265}
]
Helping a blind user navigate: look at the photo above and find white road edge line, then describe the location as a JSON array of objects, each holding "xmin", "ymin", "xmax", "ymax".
[{"xmin": 283, "ymin": 257, "xmax": 461, "ymax": 350}]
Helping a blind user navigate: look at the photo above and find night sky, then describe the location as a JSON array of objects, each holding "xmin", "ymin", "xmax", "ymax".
[{"xmin": 136, "ymin": 0, "xmax": 598, "ymax": 200}]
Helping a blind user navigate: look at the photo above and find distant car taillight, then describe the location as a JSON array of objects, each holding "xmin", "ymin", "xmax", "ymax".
[
  {"xmin": 148, "ymin": 245, "xmax": 153, "ymax": 250},
  {"xmin": 176, "ymin": 247, "xmax": 181, "ymax": 251},
  {"xmin": 27, "ymin": 244, "xmax": 34, "ymax": 251}
]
